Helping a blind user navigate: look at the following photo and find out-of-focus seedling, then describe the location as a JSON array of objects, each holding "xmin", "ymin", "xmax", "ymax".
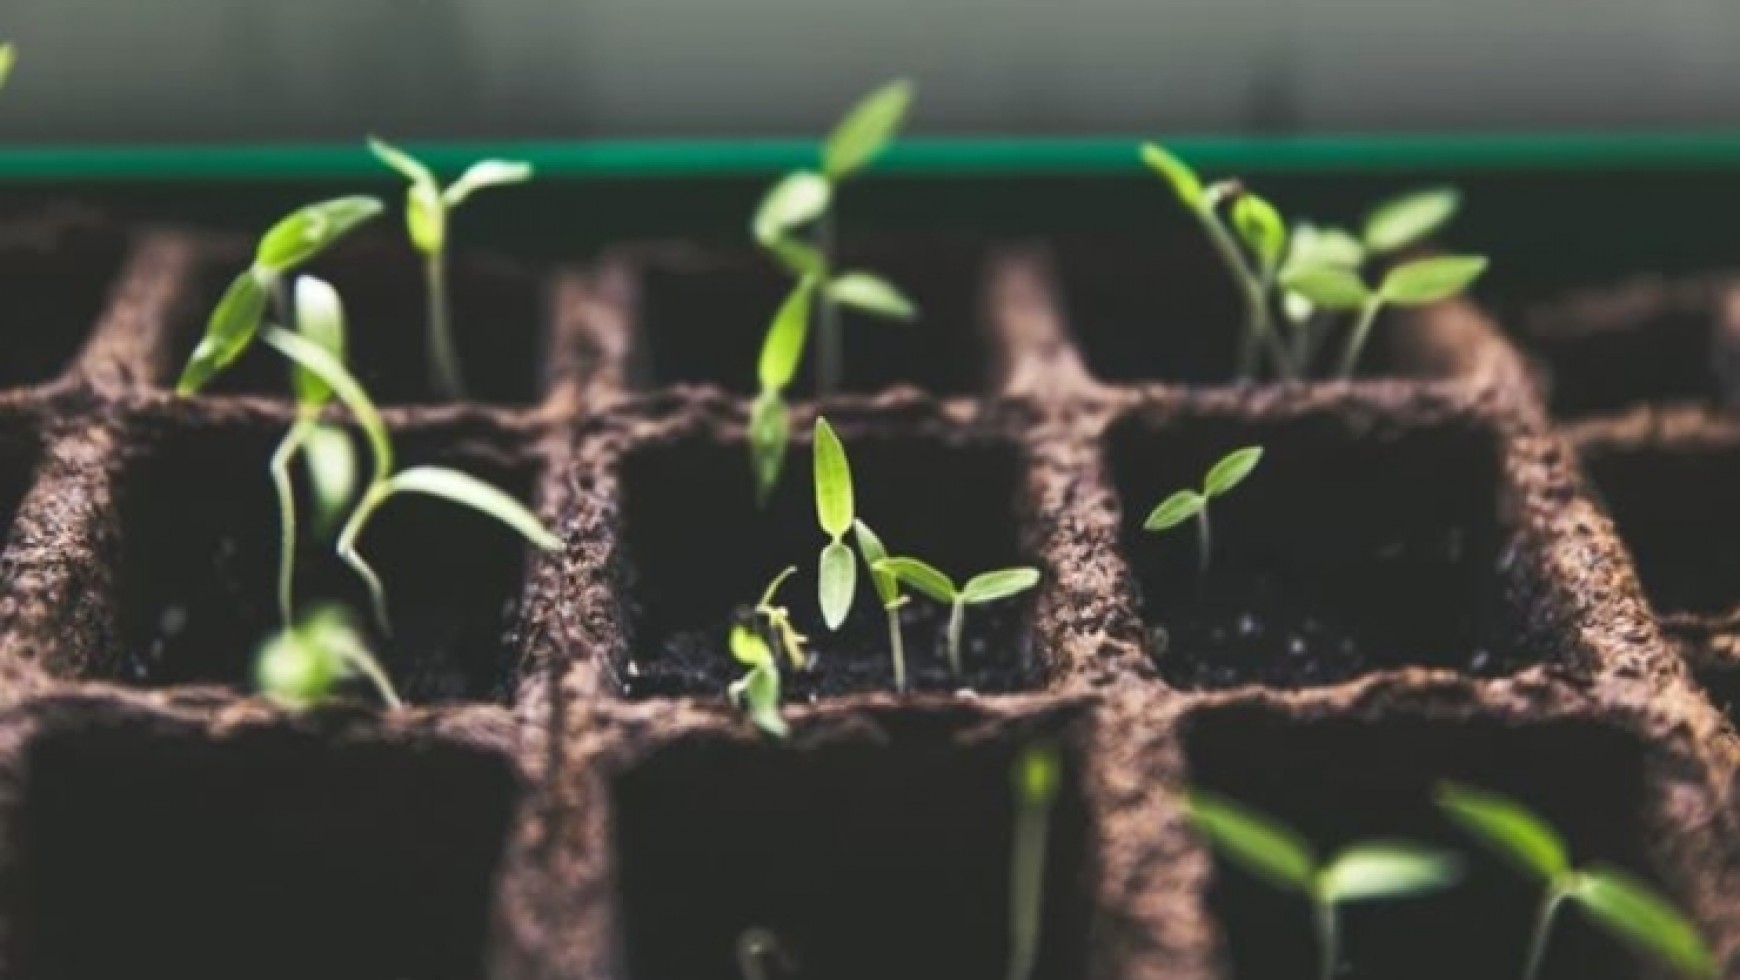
[
  {"xmin": 1144, "ymin": 446, "xmax": 1262, "ymax": 573},
  {"xmin": 737, "ymin": 926, "xmax": 797, "ymax": 980},
  {"xmin": 369, "ymin": 138, "xmax": 532, "ymax": 398},
  {"xmin": 729, "ymin": 625, "xmax": 789, "ymax": 739},
  {"xmin": 1007, "ymin": 741, "xmax": 1062, "ymax": 980},
  {"xmin": 873, "ymin": 557, "xmax": 1039, "ymax": 677},
  {"xmin": 1437, "ymin": 782, "xmax": 1716, "ymax": 980},
  {"xmin": 1282, "ymin": 253, "xmax": 1488, "ymax": 379},
  {"xmin": 853, "ymin": 518, "xmax": 909, "ymax": 692},
  {"xmin": 0, "ymin": 43, "xmax": 16, "ymax": 89},
  {"xmin": 754, "ymin": 565, "xmax": 810, "ymax": 670},
  {"xmin": 812, "ymin": 418, "xmax": 859, "ymax": 630},
  {"xmin": 750, "ymin": 281, "xmax": 814, "ymax": 503},
  {"xmin": 177, "ymin": 196, "xmax": 383, "ymax": 393},
  {"xmin": 256, "ymin": 604, "xmax": 401, "ymax": 710},
  {"xmin": 1186, "ymin": 790, "xmax": 1462, "ymax": 980}
]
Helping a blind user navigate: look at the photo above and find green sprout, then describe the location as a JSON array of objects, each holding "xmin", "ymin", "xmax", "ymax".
[
  {"xmin": 812, "ymin": 417, "xmax": 859, "ymax": 631},
  {"xmin": 0, "ymin": 43, "xmax": 16, "ymax": 89},
  {"xmin": 728, "ymin": 625, "xmax": 788, "ymax": 739},
  {"xmin": 1143, "ymin": 446, "xmax": 1262, "ymax": 574},
  {"xmin": 256, "ymin": 604, "xmax": 401, "ymax": 710},
  {"xmin": 852, "ymin": 518, "xmax": 909, "ymax": 692},
  {"xmin": 177, "ymin": 196, "xmax": 383, "ymax": 394},
  {"xmin": 1186, "ymin": 790, "xmax": 1462, "ymax": 980},
  {"xmin": 749, "ymin": 281, "xmax": 813, "ymax": 503},
  {"xmin": 1437, "ymin": 783, "xmax": 1716, "ymax": 980},
  {"xmin": 1007, "ymin": 741, "xmax": 1062, "ymax": 980},
  {"xmin": 872, "ymin": 557, "xmax": 1040, "ymax": 677},
  {"xmin": 369, "ymin": 138, "xmax": 532, "ymax": 399},
  {"xmin": 1282, "ymin": 253, "xmax": 1488, "ymax": 379},
  {"xmin": 754, "ymin": 565, "xmax": 810, "ymax": 670},
  {"xmin": 737, "ymin": 926, "xmax": 797, "ymax": 980}
]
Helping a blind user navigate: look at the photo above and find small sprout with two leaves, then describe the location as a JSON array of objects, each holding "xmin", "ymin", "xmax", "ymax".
[
  {"xmin": 812, "ymin": 417, "xmax": 859, "ymax": 631},
  {"xmin": 370, "ymin": 138, "xmax": 533, "ymax": 398},
  {"xmin": 737, "ymin": 926, "xmax": 797, "ymax": 980},
  {"xmin": 1437, "ymin": 782, "xmax": 1716, "ymax": 980},
  {"xmin": 1282, "ymin": 252, "xmax": 1488, "ymax": 380},
  {"xmin": 177, "ymin": 196, "xmax": 384, "ymax": 394},
  {"xmin": 1007, "ymin": 741, "xmax": 1062, "ymax": 980},
  {"xmin": 872, "ymin": 557, "xmax": 1040, "ymax": 678},
  {"xmin": 753, "ymin": 565, "xmax": 810, "ymax": 671},
  {"xmin": 256, "ymin": 604, "xmax": 401, "ymax": 710},
  {"xmin": 1185, "ymin": 790, "xmax": 1462, "ymax": 980},
  {"xmin": 1144, "ymin": 446, "xmax": 1262, "ymax": 574},
  {"xmin": 852, "ymin": 518, "xmax": 909, "ymax": 692},
  {"xmin": 728, "ymin": 625, "xmax": 789, "ymax": 739}
]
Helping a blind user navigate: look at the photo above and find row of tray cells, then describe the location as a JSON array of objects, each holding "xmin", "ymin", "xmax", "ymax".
[{"xmin": 0, "ymin": 701, "xmax": 1688, "ymax": 980}]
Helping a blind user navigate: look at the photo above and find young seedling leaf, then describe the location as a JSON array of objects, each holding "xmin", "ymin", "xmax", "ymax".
[
  {"xmin": 1286, "ymin": 223, "xmax": 1365, "ymax": 273},
  {"xmin": 1380, "ymin": 254, "xmax": 1488, "ymax": 305},
  {"xmin": 854, "ymin": 519, "xmax": 900, "ymax": 607},
  {"xmin": 255, "ymin": 196, "xmax": 384, "ymax": 274},
  {"xmin": 1435, "ymin": 782, "xmax": 1570, "ymax": 882},
  {"xmin": 1139, "ymin": 142, "xmax": 1203, "ymax": 210},
  {"xmin": 1203, "ymin": 446, "xmax": 1263, "ymax": 497},
  {"xmin": 1364, "ymin": 186, "xmax": 1461, "ymax": 254},
  {"xmin": 749, "ymin": 391, "xmax": 790, "ymax": 505},
  {"xmin": 1320, "ymin": 843, "xmax": 1463, "ymax": 904},
  {"xmin": 1144, "ymin": 490, "xmax": 1205, "ymax": 532},
  {"xmin": 1232, "ymin": 193, "xmax": 1286, "ymax": 272},
  {"xmin": 406, "ymin": 182, "xmax": 447, "ymax": 255},
  {"xmin": 826, "ymin": 271, "xmax": 917, "ymax": 321},
  {"xmin": 0, "ymin": 43, "xmax": 14, "ymax": 89},
  {"xmin": 731, "ymin": 622, "xmax": 776, "ymax": 668},
  {"xmin": 291, "ymin": 275, "xmax": 347, "ymax": 407},
  {"xmin": 759, "ymin": 281, "xmax": 814, "ymax": 391},
  {"xmin": 302, "ymin": 423, "xmax": 358, "ymax": 533},
  {"xmin": 178, "ymin": 270, "xmax": 271, "ymax": 394},
  {"xmin": 444, "ymin": 159, "xmax": 533, "ymax": 208},
  {"xmin": 1573, "ymin": 868, "xmax": 1717, "ymax": 978},
  {"xmin": 1184, "ymin": 791, "xmax": 1317, "ymax": 893},
  {"xmin": 368, "ymin": 137, "xmax": 437, "ymax": 188},
  {"xmin": 728, "ymin": 626, "xmax": 789, "ymax": 739},
  {"xmin": 823, "ymin": 79, "xmax": 914, "ymax": 179},
  {"xmin": 960, "ymin": 567, "xmax": 1040, "ymax": 605},
  {"xmin": 875, "ymin": 556, "xmax": 957, "ymax": 604},
  {"xmin": 818, "ymin": 540, "xmax": 857, "ymax": 629},
  {"xmin": 384, "ymin": 466, "xmax": 561, "ymax": 551},
  {"xmin": 1281, "ymin": 264, "xmax": 1371, "ymax": 311},
  {"xmin": 812, "ymin": 418, "xmax": 854, "ymax": 538},
  {"xmin": 753, "ymin": 170, "xmax": 832, "ymax": 245}
]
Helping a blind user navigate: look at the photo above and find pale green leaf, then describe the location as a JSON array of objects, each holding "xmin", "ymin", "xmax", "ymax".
[
  {"xmin": 1203, "ymin": 446, "xmax": 1263, "ymax": 497},
  {"xmin": 177, "ymin": 269, "xmax": 270, "ymax": 394},
  {"xmin": 1573, "ymin": 868, "xmax": 1716, "ymax": 978},
  {"xmin": 1184, "ymin": 792, "xmax": 1317, "ymax": 893},
  {"xmin": 384, "ymin": 466, "xmax": 560, "ymax": 552},
  {"xmin": 960, "ymin": 567, "xmax": 1040, "ymax": 605},
  {"xmin": 261, "ymin": 326, "xmax": 392, "ymax": 477},
  {"xmin": 753, "ymin": 170, "xmax": 832, "ymax": 245},
  {"xmin": 1140, "ymin": 143, "xmax": 1203, "ymax": 210},
  {"xmin": 368, "ymin": 137, "xmax": 437, "ymax": 188},
  {"xmin": 758, "ymin": 281, "xmax": 814, "ymax": 391},
  {"xmin": 255, "ymin": 196, "xmax": 384, "ymax": 274},
  {"xmin": 827, "ymin": 271, "xmax": 917, "ymax": 321},
  {"xmin": 1321, "ymin": 843, "xmax": 1463, "ymax": 904},
  {"xmin": 256, "ymin": 622, "xmax": 340, "ymax": 709},
  {"xmin": 302, "ymin": 423, "xmax": 358, "ymax": 534},
  {"xmin": 1280, "ymin": 264, "xmax": 1372, "ymax": 311},
  {"xmin": 1013, "ymin": 741, "xmax": 1062, "ymax": 807},
  {"xmin": 444, "ymin": 159, "xmax": 533, "ymax": 208},
  {"xmin": 1285, "ymin": 223, "xmax": 1365, "ymax": 274},
  {"xmin": 812, "ymin": 417, "xmax": 854, "ymax": 538},
  {"xmin": 749, "ymin": 391, "xmax": 790, "ymax": 505},
  {"xmin": 1436, "ymin": 782, "xmax": 1569, "ymax": 883},
  {"xmin": 730, "ymin": 623, "xmax": 776, "ymax": 669},
  {"xmin": 853, "ymin": 519, "xmax": 900, "ymax": 607},
  {"xmin": 406, "ymin": 182, "xmax": 446, "ymax": 255},
  {"xmin": 1364, "ymin": 186, "xmax": 1461, "ymax": 254},
  {"xmin": 1232, "ymin": 194, "xmax": 1286, "ymax": 271},
  {"xmin": 823, "ymin": 79, "xmax": 914, "ymax": 179},
  {"xmin": 874, "ymin": 556, "xmax": 957, "ymax": 603},
  {"xmin": 729, "ymin": 657, "xmax": 789, "ymax": 739},
  {"xmin": 1144, "ymin": 490, "xmax": 1204, "ymax": 532},
  {"xmin": 1380, "ymin": 255, "xmax": 1488, "ymax": 306},
  {"xmin": 0, "ymin": 44, "xmax": 15, "ymax": 89},
  {"xmin": 291, "ymin": 275, "xmax": 347, "ymax": 408},
  {"xmin": 818, "ymin": 540, "xmax": 858, "ymax": 630}
]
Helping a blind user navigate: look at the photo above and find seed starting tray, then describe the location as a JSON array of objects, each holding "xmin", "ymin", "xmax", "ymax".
[{"xmin": 0, "ymin": 204, "xmax": 1733, "ymax": 980}]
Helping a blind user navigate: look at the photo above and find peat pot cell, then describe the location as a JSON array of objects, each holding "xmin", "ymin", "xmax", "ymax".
[
  {"xmin": 615, "ymin": 428, "xmax": 1040, "ymax": 698},
  {"xmin": 0, "ymin": 213, "xmax": 126, "ymax": 388},
  {"xmin": 629, "ymin": 242, "xmax": 986, "ymax": 397},
  {"xmin": 1184, "ymin": 707, "xmax": 1666, "ymax": 980},
  {"xmin": 8, "ymin": 720, "xmax": 518, "ymax": 980},
  {"xmin": 114, "ymin": 421, "xmax": 540, "ymax": 702},
  {"xmin": 181, "ymin": 236, "xmax": 546, "ymax": 406},
  {"xmin": 1580, "ymin": 442, "xmax": 1740, "ymax": 620},
  {"xmin": 611, "ymin": 720, "xmax": 1091, "ymax": 980},
  {"xmin": 1053, "ymin": 237, "xmax": 1442, "ymax": 386},
  {"xmin": 1109, "ymin": 411, "xmax": 1535, "ymax": 689}
]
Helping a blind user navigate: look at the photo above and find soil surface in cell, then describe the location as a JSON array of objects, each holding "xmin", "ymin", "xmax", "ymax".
[
  {"xmin": 1581, "ymin": 443, "xmax": 1740, "ymax": 617},
  {"xmin": 0, "ymin": 209, "xmax": 126, "ymax": 388}
]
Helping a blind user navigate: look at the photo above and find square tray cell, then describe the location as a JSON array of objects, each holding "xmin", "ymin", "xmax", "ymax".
[
  {"xmin": 626, "ymin": 241, "xmax": 988, "ymax": 397},
  {"xmin": 0, "ymin": 211, "xmax": 127, "ymax": 389},
  {"xmin": 1107, "ymin": 408, "xmax": 1535, "ymax": 689},
  {"xmin": 613, "ymin": 423, "xmax": 1040, "ymax": 698},
  {"xmin": 113, "ymin": 416, "xmax": 543, "ymax": 702},
  {"xmin": 610, "ymin": 715, "xmax": 1090, "ymax": 980},
  {"xmin": 1183, "ymin": 706, "xmax": 1667, "ymax": 980},
  {"xmin": 173, "ymin": 236, "xmax": 547, "ymax": 406},
  {"xmin": 7, "ymin": 717, "xmax": 519, "ymax": 980}
]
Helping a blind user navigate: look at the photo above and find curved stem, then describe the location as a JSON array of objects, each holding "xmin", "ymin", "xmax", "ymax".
[
  {"xmin": 1337, "ymin": 297, "xmax": 1386, "ymax": 380},
  {"xmin": 426, "ymin": 248, "xmax": 465, "ymax": 399},
  {"xmin": 1314, "ymin": 898, "xmax": 1339, "ymax": 980},
  {"xmin": 1195, "ymin": 506, "xmax": 1212, "ymax": 575},
  {"xmin": 947, "ymin": 599, "xmax": 966, "ymax": 677},
  {"xmin": 1522, "ymin": 888, "xmax": 1566, "ymax": 980},
  {"xmin": 335, "ymin": 636, "xmax": 404, "ymax": 710},
  {"xmin": 814, "ymin": 210, "xmax": 842, "ymax": 395},
  {"xmin": 1197, "ymin": 209, "xmax": 1292, "ymax": 380},
  {"xmin": 269, "ymin": 421, "xmax": 312, "ymax": 625},
  {"xmin": 337, "ymin": 481, "xmax": 394, "ymax": 634},
  {"xmin": 887, "ymin": 604, "xmax": 907, "ymax": 693}
]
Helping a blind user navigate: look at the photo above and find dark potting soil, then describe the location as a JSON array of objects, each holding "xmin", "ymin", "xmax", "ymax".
[{"xmin": 0, "ymin": 209, "xmax": 127, "ymax": 389}]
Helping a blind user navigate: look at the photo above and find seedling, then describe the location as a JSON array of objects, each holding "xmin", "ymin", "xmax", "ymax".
[
  {"xmin": 1007, "ymin": 741, "xmax": 1062, "ymax": 980},
  {"xmin": 853, "ymin": 518, "xmax": 909, "ymax": 692},
  {"xmin": 1185, "ymin": 790, "xmax": 1462, "ymax": 980},
  {"xmin": 1144, "ymin": 445, "xmax": 1262, "ymax": 573},
  {"xmin": 1437, "ymin": 782, "xmax": 1716, "ymax": 979},
  {"xmin": 737, "ymin": 927, "xmax": 797, "ymax": 980},
  {"xmin": 728, "ymin": 625, "xmax": 789, "ymax": 739},
  {"xmin": 370, "ymin": 138, "xmax": 533, "ymax": 398},
  {"xmin": 1283, "ymin": 252, "xmax": 1488, "ymax": 379},
  {"xmin": 256, "ymin": 604, "xmax": 401, "ymax": 710},
  {"xmin": 177, "ymin": 196, "xmax": 383, "ymax": 394},
  {"xmin": 754, "ymin": 565, "xmax": 810, "ymax": 670},
  {"xmin": 0, "ymin": 43, "xmax": 16, "ymax": 89},
  {"xmin": 872, "ymin": 556, "xmax": 1039, "ymax": 677},
  {"xmin": 812, "ymin": 418, "xmax": 859, "ymax": 630},
  {"xmin": 750, "ymin": 281, "xmax": 814, "ymax": 503}
]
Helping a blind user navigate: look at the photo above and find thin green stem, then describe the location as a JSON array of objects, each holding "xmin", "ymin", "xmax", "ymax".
[
  {"xmin": 1196, "ymin": 208, "xmax": 1292, "ymax": 380},
  {"xmin": 887, "ymin": 604, "xmax": 908, "ymax": 693},
  {"xmin": 1522, "ymin": 887, "xmax": 1567, "ymax": 980},
  {"xmin": 425, "ymin": 248, "xmax": 464, "ymax": 399},
  {"xmin": 338, "ymin": 481, "xmax": 394, "ymax": 634},
  {"xmin": 1006, "ymin": 785, "xmax": 1052, "ymax": 980},
  {"xmin": 947, "ymin": 598, "xmax": 966, "ymax": 677},
  {"xmin": 269, "ymin": 421, "xmax": 312, "ymax": 625},
  {"xmin": 335, "ymin": 637, "xmax": 404, "ymax": 710},
  {"xmin": 1337, "ymin": 297, "xmax": 1386, "ymax": 380},
  {"xmin": 1195, "ymin": 506, "xmax": 1212, "ymax": 575},
  {"xmin": 814, "ymin": 208, "xmax": 842, "ymax": 395},
  {"xmin": 1314, "ymin": 897, "xmax": 1339, "ymax": 980}
]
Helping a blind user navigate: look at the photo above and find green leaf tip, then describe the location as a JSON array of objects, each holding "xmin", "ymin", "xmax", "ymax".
[
  {"xmin": 818, "ymin": 539, "xmax": 857, "ymax": 630},
  {"xmin": 1380, "ymin": 254, "xmax": 1488, "ymax": 305},
  {"xmin": 827, "ymin": 271, "xmax": 917, "ymax": 321},
  {"xmin": 255, "ymin": 196, "xmax": 384, "ymax": 274},
  {"xmin": 177, "ymin": 269, "xmax": 271, "ymax": 394},
  {"xmin": 960, "ymin": 567, "xmax": 1040, "ymax": 605},
  {"xmin": 1184, "ymin": 790, "xmax": 1317, "ymax": 893},
  {"xmin": 813, "ymin": 417, "xmax": 854, "ymax": 538},
  {"xmin": 1144, "ymin": 490, "xmax": 1205, "ymax": 532},
  {"xmin": 874, "ymin": 556, "xmax": 957, "ymax": 604},
  {"xmin": 1204, "ymin": 446, "xmax": 1263, "ymax": 497},
  {"xmin": 1281, "ymin": 263, "xmax": 1371, "ymax": 311},
  {"xmin": 754, "ymin": 170, "xmax": 832, "ymax": 245},
  {"xmin": 1140, "ymin": 142, "xmax": 1203, "ymax": 209},
  {"xmin": 1320, "ymin": 843, "xmax": 1463, "ymax": 904},
  {"xmin": 758, "ymin": 280, "xmax": 814, "ymax": 392},
  {"xmin": 1573, "ymin": 868, "xmax": 1716, "ymax": 978},
  {"xmin": 823, "ymin": 78, "xmax": 915, "ymax": 179},
  {"xmin": 1364, "ymin": 186, "xmax": 1462, "ymax": 254},
  {"xmin": 386, "ymin": 466, "xmax": 561, "ymax": 552},
  {"xmin": 1232, "ymin": 193, "xmax": 1286, "ymax": 271},
  {"xmin": 1435, "ymin": 781, "xmax": 1569, "ymax": 883}
]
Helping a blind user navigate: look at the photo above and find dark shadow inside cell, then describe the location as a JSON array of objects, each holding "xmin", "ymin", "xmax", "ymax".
[{"xmin": 0, "ymin": 212, "xmax": 127, "ymax": 388}]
